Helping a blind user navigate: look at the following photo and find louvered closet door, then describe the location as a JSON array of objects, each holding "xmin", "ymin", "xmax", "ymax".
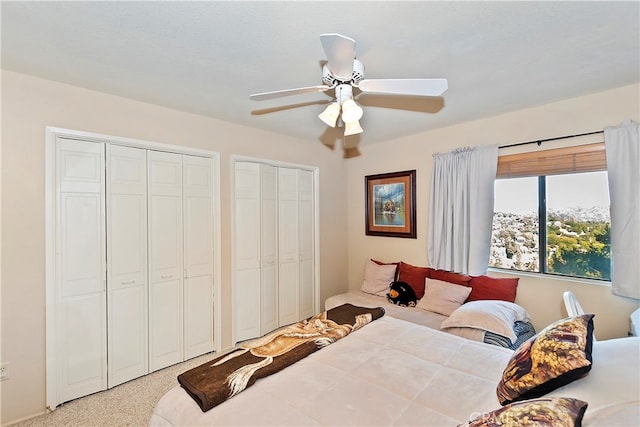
[
  {"xmin": 233, "ymin": 162, "xmax": 261, "ymax": 342},
  {"xmin": 106, "ymin": 145, "xmax": 148, "ymax": 387},
  {"xmin": 278, "ymin": 168, "xmax": 299, "ymax": 326},
  {"xmin": 148, "ymin": 151, "xmax": 184, "ymax": 372},
  {"xmin": 260, "ymin": 164, "xmax": 279, "ymax": 333},
  {"xmin": 183, "ymin": 155, "xmax": 214, "ymax": 359},
  {"xmin": 298, "ymin": 169, "xmax": 315, "ymax": 319},
  {"xmin": 56, "ymin": 138, "xmax": 107, "ymax": 402}
]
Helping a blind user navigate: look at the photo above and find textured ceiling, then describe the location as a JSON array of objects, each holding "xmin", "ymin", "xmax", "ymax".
[{"xmin": 2, "ymin": 1, "xmax": 639, "ymax": 148}]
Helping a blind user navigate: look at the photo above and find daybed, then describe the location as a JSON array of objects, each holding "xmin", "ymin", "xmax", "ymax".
[
  {"xmin": 326, "ymin": 260, "xmax": 536, "ymax": 349},
  {"xmin": 150, "ymin": 306, "xmax": 639, "ymax": 426}
]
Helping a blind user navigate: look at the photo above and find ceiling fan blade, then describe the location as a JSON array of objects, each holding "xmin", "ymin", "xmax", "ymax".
[
  {"xmin": 320, "ymin": 33, "xmax": 355, "ymax": 81},
  {"xmin": 357, "ymin": 78, "xmax": 448, "ymax": 97},
  {"xmin": 250, "ymin": 85, "xmax": 332, "ymax": 101}
]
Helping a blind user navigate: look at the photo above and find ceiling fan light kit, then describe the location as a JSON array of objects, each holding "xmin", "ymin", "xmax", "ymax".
[
  {"xmin": 318, "ymin": 102, "xmax": 341, "ymax": 127},
  {"xmin": 344, "ymin": 120, "xmax": 364, "ymax": 137},
  {"xmin": 250, "ymin": 33, "xmax": 448, "ymax": 139}
]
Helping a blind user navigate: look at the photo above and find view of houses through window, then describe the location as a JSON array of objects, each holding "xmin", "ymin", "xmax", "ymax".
[{"xmin": 490, "ymin": 171, "xmax": 611, "ymax": 280}]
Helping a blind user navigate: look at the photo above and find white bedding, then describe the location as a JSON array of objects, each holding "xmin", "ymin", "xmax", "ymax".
[
  {"xmin": 325, "ymin": 291, "xmax": 485, "ymax": 342},
  {"xmin": 149, "ymin": 315, "xmax": 639, "ymax": 426}
]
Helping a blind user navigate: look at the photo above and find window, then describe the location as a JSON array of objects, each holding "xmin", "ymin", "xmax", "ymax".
[{"xmin": 489, "ymin": 144, "xmax": 611, "ymax": 281}]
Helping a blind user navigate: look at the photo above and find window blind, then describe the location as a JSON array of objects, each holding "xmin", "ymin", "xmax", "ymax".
[{"xmin": 497, "ymin": 142, "xmax": 606, "ymax": 178}]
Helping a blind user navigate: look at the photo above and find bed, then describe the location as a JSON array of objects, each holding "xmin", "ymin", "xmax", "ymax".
[
  {"xmin": 332, "ymin": 259, "xmax": 537, "ymax": 350},
  {"xmin": 149, "ymin": 307, "xmax": 639, "ymax": 426}
]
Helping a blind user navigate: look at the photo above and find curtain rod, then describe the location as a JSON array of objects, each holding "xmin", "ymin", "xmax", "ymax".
[{"xmin": 498, "ymin": 130, "xmax": 604, "ymax": 149}]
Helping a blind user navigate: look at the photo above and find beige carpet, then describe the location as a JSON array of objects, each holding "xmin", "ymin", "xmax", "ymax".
[{"xmin": 10, "ymin": 353, "xmax": 215, "ymax": 427}]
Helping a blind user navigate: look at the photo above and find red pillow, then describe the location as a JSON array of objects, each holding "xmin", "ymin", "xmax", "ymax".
[
  {"xmin": 429, "ymin": 269, "xmax": 472, "ymax": 285},
  {"xmin": 467, "ymin": 276, "xmax": 519, "ymax": 302},
  {"xmin": 371, "ymin": 259, "xmax": 399, "ymax": 281},
  {"xmin": 397, "ymin": 262, "xmax": 432, "ymax": 299}
]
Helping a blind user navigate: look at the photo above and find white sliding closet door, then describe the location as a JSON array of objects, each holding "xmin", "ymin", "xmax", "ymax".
[
  {"xmin": 107, "ymin": 145, "xmax": 148, "ymax": 387},
  {"xmin": 233, "ymin": 162, "xmax": 261, "ymax": 342},
  {"xmin": 47, "ymin": 129, "xmax": 219, "ymax": 410},
  {"xmin": 55, "ymin": 138, "xmax": 107, "ymax": 402},
  {"xmin": 183, "ymin": 155, "xmax": 214, "ymax": 359},
  {"xmin": 148, "ymin": 151, "xmax": 184, "ymax": 372},
  {"xmin": 260, "ymin": 165, "xmax": 279, "ymax": 333},
  {"xmin": 277, "ymin": 168, "xmax": 299, "ymax": 326},
  {"xmin": 232, "ymin": 160, "xmax": 316, "ymax": 345},
  {"xmin": 298, "ymin": 169, "xmax": 315, "ymax": 320}
]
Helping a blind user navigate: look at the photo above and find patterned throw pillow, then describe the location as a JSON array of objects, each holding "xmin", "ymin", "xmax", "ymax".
[
  {"xmin": 460, "ymin": 397, "xmax": 588, "ymax": 427},
  {"xmin": 496, "ymin": 314, "xmax": 594, "ymax": 405}
]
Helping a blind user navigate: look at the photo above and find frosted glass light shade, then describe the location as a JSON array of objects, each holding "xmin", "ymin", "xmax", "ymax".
[
  {"xmin": 344, "ymin": 120, "xmax": 364, "ymax": 136},
  {"xmin": 318, "ymin": 102, "xmax": 341, "ymax": 127},
  {"xmin": 341, "ymin": 99, "xmax": 363, "ymax": 123}
]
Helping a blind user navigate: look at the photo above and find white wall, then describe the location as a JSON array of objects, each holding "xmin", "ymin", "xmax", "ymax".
[
  {"xmin": 347, "ymin": 84, "xmax": 640, "ymax": 340},
  {"xmin": 0, "ymin": 71, "xmax": 349, "ymax": 424}
]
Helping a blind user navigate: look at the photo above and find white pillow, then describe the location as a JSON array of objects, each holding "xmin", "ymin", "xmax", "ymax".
[
  {"xmin": 361, "ymin": 260, "xmax": 396, "ymax": 296},
  {"xmin": 440, "ymin": 300, "xmax": 531, "ymax": 343},
  {"xmin": 416, "ymin": 278, "xmax": 472, "ymax": 316}
]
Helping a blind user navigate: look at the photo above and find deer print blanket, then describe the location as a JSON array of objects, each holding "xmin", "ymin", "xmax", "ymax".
[{"xmin": 177, "ymin": 303, "xmax": 385, "ymax": 412}]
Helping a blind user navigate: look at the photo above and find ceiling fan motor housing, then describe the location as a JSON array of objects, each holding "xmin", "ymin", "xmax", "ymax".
[{"xmin": 322, "ymin": 59, "xmax": 365, "ymax": 87}]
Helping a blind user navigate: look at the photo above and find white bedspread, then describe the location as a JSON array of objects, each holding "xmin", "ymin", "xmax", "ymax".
[
  {"xmin": 149, "ymin": 316, "xmax": 639, "ymax": 426},
  {"xmin": 325, "ymin": 291, "xmax": 485, "ymax": 342},
  {"xmin": 325, "ymin": 291, "xmax": 447, "ymax": 329}
]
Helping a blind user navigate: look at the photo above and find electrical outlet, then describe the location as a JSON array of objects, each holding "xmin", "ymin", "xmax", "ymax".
[{"xmin": 0, "ymin": 362, "xmax": 9, "ymax": 380}]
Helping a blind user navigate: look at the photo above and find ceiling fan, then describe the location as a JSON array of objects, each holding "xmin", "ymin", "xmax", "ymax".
[{"xmin": 249, "ymin": 33, "xmax": 448, "ymax": 137}]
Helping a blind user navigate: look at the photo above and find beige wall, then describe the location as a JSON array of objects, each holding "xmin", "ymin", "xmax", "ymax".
[
  {"xmin": 0, "ymin": 71, "xmax": 349, "ymax": 424},
  {"xmin": 2, "ymin": 70, "xmax": 639, "ymax": 424},
  {"xmin": 347, "ymin": 83, "xmax": 640, "ymax": 341}
]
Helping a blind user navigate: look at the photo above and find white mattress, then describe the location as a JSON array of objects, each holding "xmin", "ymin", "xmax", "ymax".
[{"xmin": 149, "ymin": 315, "xmax": 639, "ymax": 426}]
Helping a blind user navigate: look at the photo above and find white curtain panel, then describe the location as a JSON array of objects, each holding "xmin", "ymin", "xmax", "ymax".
[
  {"xmin": 427, "ymin": 144, "xmax": 498, "ymax": 276},
  {"xmin": 604, "ymin": 120, "xmax": 640, "ymax": 300}
]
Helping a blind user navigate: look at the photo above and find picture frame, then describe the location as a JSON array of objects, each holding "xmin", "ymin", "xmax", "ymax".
[{"xmin": 365, "ymin": 170, "xmax": 416, "ymax": 238}]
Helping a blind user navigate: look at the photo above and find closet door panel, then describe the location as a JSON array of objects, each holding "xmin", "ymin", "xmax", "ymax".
[
  {"xmin": 234, "ymin": 162, "xmax": 261, "ymax": 342},
  {"xmin": 299, "ymin": 259, "xmax": 314, "ymax": 319},
  {"xmin": 58, "ymin": 139, "xmax": 103, "ymax": 194},
  {"xmin": 278, "ymin": 261, "xmax": 299, "ymax": 326},
  {"xmin": 56, "ymin": 138, "xmax": 107, "ymax": 402},
  {"xmin": 148, "ymin": 151, "xmax": 183, "ymax": 371},
  {"xmin": 60, "ymin": 293, "xmax": 106, "ymax": 402},
  {"xmin": 261, "ymin": 264, "xmax": 278, "ymax": 333},
  {"xmin": 149, "ymin": 196, "xmax": 183, "ymax": 283},
  {"xmin": 260, "ymin": 165, "xmax": 278, "ymax": 333},
  {"xmin": 149, "ymin": 278, "xmax": 183, "ymax": 371},
  {"xmin": 109, "ymin": 286, "xmax": 146, "ymax": 386},
  {"xmin": 184, "ymin": 156, "xmax": 213, "ymax": 278},
  {"xmin": 109, "ymin": 194, "xmax": 146, "ymax": 284},
  {"xmin": 183, "ymin": 155, "xmax": 214, "ymax": 358},
  {"xmin": 60, "ymin": 193, "xmax": 104, "ymax": 296},
  {"xmin": 298, "ymin": 169, "xmax": 314, "ymax": 319},
  {"xmin": 278, "ymin": 168, "xmax": 299, "ymax": 263},
  {"xmin": 278, "ymin": 168, "xmax": 299, "ymax": 325},
  {"xmin": 107, "ymin": 145, "xmax": 148, "ymax": 387},
  {"xmin": 235, "ymin": 163, "xmax": 260, "ymax": 270},
  {"xmin": 184, "ymin": 275, "xmax": 213, "ymax": 358},
  {"xmin": 261, "ymin": 165, "xmax": 278, "ymax": 266},
  {"xmin": 234, "ymin": 268, "xmax": 261, "ymax": 341},
  {"xmin": 184, "ymin": 196, "xmax": 212, "ymax": 277}
]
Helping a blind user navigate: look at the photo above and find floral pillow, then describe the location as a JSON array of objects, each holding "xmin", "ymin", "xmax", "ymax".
[
  {"xmin": 460, "ymin": 397, "xmax": 588, "ymax": 427},
  {"xmin": 496, "ymin": 314, "xmax": 594, "ymax": 405}
]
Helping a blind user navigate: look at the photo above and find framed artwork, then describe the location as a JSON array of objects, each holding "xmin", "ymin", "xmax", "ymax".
[{"xmin": 365, "ymin": 170, "xmax": 416, "ymax": 238}]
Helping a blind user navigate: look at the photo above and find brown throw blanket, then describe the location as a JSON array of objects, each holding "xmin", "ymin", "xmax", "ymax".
[{"xmin": 178, "ymin": 303, "xmax": 385, "ymax": 412}]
